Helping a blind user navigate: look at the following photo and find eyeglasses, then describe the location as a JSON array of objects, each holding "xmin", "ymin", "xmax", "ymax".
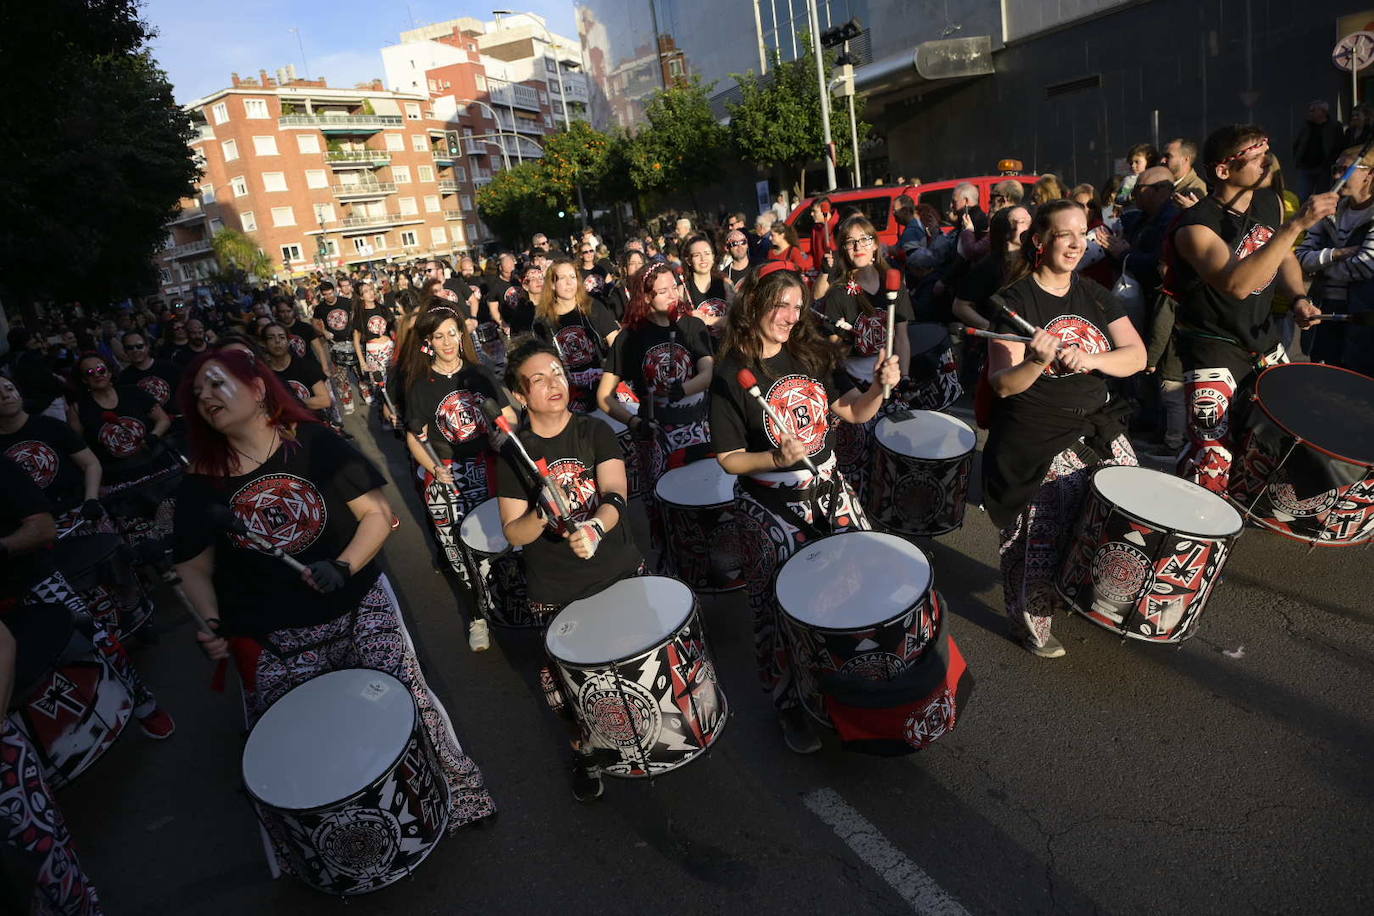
[
  {"xmin": 842, "ymin": 235, "xmax": 876, "ymax": 251},
  {"xmin": 126, "ymin": 343, "xmax": 147, "ymax": 350},
  {"xmin": 727, "ymin": 240, "xmax": 748, "ymax": 247},
  {"xmin": 83, "ymin": 365, "xmax": 109, "ymax": 376}
]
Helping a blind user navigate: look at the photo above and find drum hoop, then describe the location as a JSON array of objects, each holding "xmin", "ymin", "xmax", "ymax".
[
  {"xmin": 1089, "ymin": 469, "xmax": 1244, "ymax": 540},
  {"xmin": 546, "ymin": 587, "xmax": 699, "ymax": 668},
  {"xmin": 243, "ymin": 667, "xmax": 419, "ymax": 813},
  {"xmin": 656, "ymin": 494, "xmax": 732, "ymax": 511},
  {"xmin": 776, "ymin": 531, "xmax": 934, "ymax": 631},
  {"xmin": 1253, "ymin": 362, "xmax": 1374, "ymax": 467},
  {"xmin": 874, "ymin": 414, "xmax": 976, "ymax": 462}
]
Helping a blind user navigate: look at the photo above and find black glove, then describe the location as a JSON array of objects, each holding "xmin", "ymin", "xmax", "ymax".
[
  {"xmin": 667, "ymin": 381, "xmax": 686, "ymax": 402},
  {"xmin": 305, "ymin": 559, "xmax": 350, "ymax": 594},
  {"xmin": 81, "ymin": 498, "xmax": 104, "ymax": 521}
]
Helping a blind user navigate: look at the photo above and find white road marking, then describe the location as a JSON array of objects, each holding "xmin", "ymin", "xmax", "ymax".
[{"xmin": 803, "ymin": 787, "xmax": 971, "ymax": 916}]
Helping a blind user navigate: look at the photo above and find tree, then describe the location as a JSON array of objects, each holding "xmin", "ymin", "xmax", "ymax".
[
  {"xmin": 475, "ymin": 161, "xmax": 571, "ymax": 247},
  {"xmin": 626, "ymin": 77, "xmax": 727, "ymax": 201},
  {"xmin": 541, "ymin": 119, "xmax": 613, "ymax": 221},
  {"xmin": 728, "ymin": 35, "xmax": 872, "ymax": 197},
  {"xmin": 211, "ymin": 228, "xmax": 272, "ymax": 284},
  {"xmin": 0, "ymin": 0, "xmax": 199, "ymax": 309}
]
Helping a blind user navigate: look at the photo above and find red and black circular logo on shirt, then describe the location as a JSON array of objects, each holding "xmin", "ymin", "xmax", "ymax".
[
  {"xmin": 694, "ymin": 298, "xmax": 728, "ymax": 319},
  {"xmin": 289, "ymin": 334, "xmax": 307, "ymax": 358},
  {"xmin": 763, "ymin": 374, "xmax": 829, "ymax": 457},
  {"xmin": 1041, "ymin": 314, "xmax": 1112, "ymax": 379},
  {"xmin": 366, "ymin": 314, "xmax": 388, "ymax": 336},
  {"xmin": 555, "ymin": 325, "xmax": 597, "ymax": 369},
  {"xmin": 136, "ymin": 374, "xmax": 171, "ymax": 405},
  {"xmin": 288, "ymin": 380, "xmax": 311, "ymax": 403},
  {"xmin": 230, "ymin": 473, "xmax": 327, "ymax": 554},
  {"xmin": 546, "ymin": 457, "xmax": 600, "ymax": 525},
  {"xmin": 98, "ymin": 416, "xmax": 145, "ymax": 458},
  {"xmin": 853, "ymin": 313, "xmax": 886, "ymax": 357},
  {"xmin": 583, "ymin": 273, "xmax": 606, "ymax": 295},
  {"xmin": 435, "ymin": 389, "xmax": 487, "ymax": 444},
  {"xmin": 5, "ymin": 440, "xmax": 59, "ymax": 490},
  {"xmin": 642, "ymin": 341, "xmax": 692, "ymax": 390},
  {"xmin": 326, "ymin": 308, "xmax": 350, "ymax": 331}
]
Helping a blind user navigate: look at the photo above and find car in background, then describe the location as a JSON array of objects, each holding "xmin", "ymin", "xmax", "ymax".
[{"xmin": 786, "ymin": 171, "xmax": 1039, "ymax": 261}]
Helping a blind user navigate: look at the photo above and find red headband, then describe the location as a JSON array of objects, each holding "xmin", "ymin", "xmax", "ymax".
[{"xmin": 756, "ymin": 260, "xmax": 800, "ymax": 280}]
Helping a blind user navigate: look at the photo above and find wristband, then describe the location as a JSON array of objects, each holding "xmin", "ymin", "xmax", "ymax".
[{"xmin": 601, "ymin": 492, "xmax": 628, "ymax": 523}]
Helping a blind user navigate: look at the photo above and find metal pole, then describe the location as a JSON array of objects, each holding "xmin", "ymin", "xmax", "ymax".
[
  {"xmin": 753, "ymin": 0, "xmax": 767, "ymax": 74},
  {"xmin": 459, "ymin": 99, "xmax": 511, "ymax": 170},
  {"xmin": 288, "ymin": 27, "xmax": 309, "ymax": 78},
  {"xmin": 806, "ymin": 0, "xmax": 836, "ymax": 191},
  {"xmin": 1151, "ymin": 109, "xmax": 1160, "ymax": 151},
  {"xmin": 848, "ymin": 89, "xmax": 861, "ymax": 187}
]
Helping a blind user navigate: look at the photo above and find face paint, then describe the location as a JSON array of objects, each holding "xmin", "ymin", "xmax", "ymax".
[{"xmin": 203, "ymin": 365, "xmax": 240, "ymax": 401}]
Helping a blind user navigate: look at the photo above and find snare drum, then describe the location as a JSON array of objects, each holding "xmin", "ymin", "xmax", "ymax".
[
  {"xmin": 545, "ymin": 576, "xmax": 728, "ymax": 777},
  {"xmin": 654, "ymin": 460, "xmax": 743, "ymax": 592},
  {"xmin": 1058, "ymin": 466, "xmax": 1243, "ymax": 643},
  {"xmin": 52, "ymin": 533, "xmax": 154, "ymax": 638},
  {"xmin": 4, "ymin": 602, "xmax": 133, "ymax": 788},
  {"xmin": 777, "ymin": 532, "xmax": 941, "ymax": 727},
  {"xmin": 868, "ymin": 410, "xmax": 977, "ymax": 536},
  {"xmin": 904, "ymin": 323, "xmax": 961, "ymax": 412},
  {"xmin": 242, "ymin": 669, "xmax": 450, "ymax": 896},
  {"xmin": 590, "ymin": 407, "xmax": 645, "ymax": 499},
  {"xmin": 459, "ymin": 497, "xmax": 537, "ymax": 628},
  {"xmin": 1230, "ymin": 363, "xmax": 1374, "ymax": 546}
]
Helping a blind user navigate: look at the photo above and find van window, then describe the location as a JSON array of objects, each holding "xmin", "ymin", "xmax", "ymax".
[
  {"xmin": 916, "ymin": 186, "xmax": 956, "ymax": 218},
  {"xmin": 794, "ymin": 195, "xmax": 892, "ymax": 234}
]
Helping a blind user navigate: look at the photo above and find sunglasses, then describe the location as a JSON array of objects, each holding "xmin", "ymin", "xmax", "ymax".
[
  {"xmin": 83, "ymin": 365, "xmax": 109, "ymax": 376},
  {"xmin": 727, "ymin": 240, "xmax": 748, "ymax": 247},
  {"xmin": 126, "ymin": 343, "xmax": 147, "ymax": 350}
]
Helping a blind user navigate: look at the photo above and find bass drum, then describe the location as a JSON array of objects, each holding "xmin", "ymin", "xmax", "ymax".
[
  {"xmin": 458, "ymin": 497, "xmax": 537, "ymax": 628},
  {"xmin": 590, "ymin": 407, "xmax": 645, "ymax": 500},
  {"xmin": 654, "ymin": 459, "xmax": 743, "ymax": 592},
  {"xmin": 52, "ymin": 532, "xmax": 154, "ymax": 639},
  {"xmin": 868, "ymin": 410, "xmax": 977, "ymax": 537},
  {"xmin": 903, "ymin": 323, "xmax": 962, "ymax": 412}
]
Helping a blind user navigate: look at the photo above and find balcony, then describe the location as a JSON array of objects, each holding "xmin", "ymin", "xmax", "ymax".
[
  {"xmin": 166, "ymin": 239, "xmax": 213, "ymax": 258},
  {"xmin": 326, "ymin": 149, "xmax": 391, "ymax": 167},
  {"xmin": 442, "ymin": 210, "xmax": 463, "ymax": 220},
  {"xmin": 496, "ymin": 115, "xmax": 544, "ymax": 136},
  {"xmin": 338, "ymin": 213, "xmax": 425, "ymax": 234},
  {"xmin": 464, "ymin": 140, "xmax": 486, "ymax": 155},
  {"xmin": 331, "ymin": 181, "xmax": 396, "ymax": 199},
  {"xmin": 473, "ymin": 176, "xmax": 492, "ymax": 188},
  {"xmin": 438, "ymin": 180, "xmax": 460, "ymax": 193},
  {"xmin": 279, "ymin": 113, "xmax": 403, "ymax": 131},
  {"xmin": 488, "ymin": 82, "xmax": 541, "ymax": 112},
  {"xmin": 167, "ymin": 207, "xmax": 204, "ymax": 226},
  {"xmin": 431, "ymin": 149, "xmax": 456, "ymax": 165}
]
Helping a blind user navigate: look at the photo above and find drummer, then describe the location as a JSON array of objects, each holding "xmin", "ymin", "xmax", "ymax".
[
  {"xmin": 260, "ymin": 322, "xmax": 332, "ymax": 413},
  {"xmin": 171, "ymin": 349, "xmax": 496, "ymax": 858},
  {"xmin": 710, "ymin": 262, "xmax": 898, "ymax": 754},
  {"xmin": 497, "ymin": 338, "xmax": 643, "ymax": 802},
  {"xmin": 814, "ymin": 214, "xmax": 915, "ymax": 497},
  {"xmin": 534, "ymin": 257, "xmax": 620, "ymax": 413},
  {"xmin": 401, "ymin": 307, "xmax": 514, "ymax": 652},
  {"xmin": 0, "ymin": 376, "xmax": 105, "ymax": 534},
  {"xmin": 982, "ymin": 199, "xmax": 1146, "ymax": 659}
]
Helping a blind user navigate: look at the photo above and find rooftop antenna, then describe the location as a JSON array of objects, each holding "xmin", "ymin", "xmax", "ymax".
[{"xmin": 287, "ymin": 27, "xmax": 309, "ymax": 79}]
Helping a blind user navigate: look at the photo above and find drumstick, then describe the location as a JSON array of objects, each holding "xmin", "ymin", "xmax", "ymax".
[
  {"xmin": 997, "ymin": 301, "xmax": 1039, "ymax": 337},
  {"xmin": 480, "ymin": 398, "xmax": 574, "ymax": 527},
  {"xmin": 965, "ymin": 327, "xmax": 1034, "ymax": 344},
  {"xmin": 1331, "ymin": 135, "xmax": 1374, "ymax": 195},
  {"xmin": 883, "ymin": 268, "xmax": 901, "ymax": 399},
  {"xmin": 208, "ymin": 504, "xmax": 308, "ymax": 574},
  {"xmin": 810, "ymin": 307, "xmax": 854, "ymax": 333},
  {"xmin": 735, "ymin": 369, "xmax": 822, "ymax": 477},
  {"xmin": 406, "ymin": 420, "xmax": 457, "ymax": 498},
  {"xmin": 1312, "ymin": 311, "xmax": 1374, "ymax": 325}
]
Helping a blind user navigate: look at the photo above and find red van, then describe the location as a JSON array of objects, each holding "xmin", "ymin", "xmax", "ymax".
[{"xmin": 786, "ymin": 174, "xmax": 1039, "ymax": 261}]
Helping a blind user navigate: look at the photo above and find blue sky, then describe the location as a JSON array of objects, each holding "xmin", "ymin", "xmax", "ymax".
[{"xmin": 140, "ymin": 0, "xmax": 579, "ymax": 102}]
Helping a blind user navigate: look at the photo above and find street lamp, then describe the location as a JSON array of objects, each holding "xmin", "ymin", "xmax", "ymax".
[
  {"xmin": 453, "ymin": 97, "xmax": 512, "ymax": 170},
  {"xmin": 806, "ymin": 0, "xmax": 837, "ymax": 191}
]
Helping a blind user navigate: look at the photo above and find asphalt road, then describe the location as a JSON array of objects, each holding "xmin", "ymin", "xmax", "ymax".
[{"xmin": 52, "ymin": 405, "xmax": 1374, "ymax": 915}]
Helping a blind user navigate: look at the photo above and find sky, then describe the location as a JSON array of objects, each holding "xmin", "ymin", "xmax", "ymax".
[{"xmin": 140, "ymin": 0, "xmax": 579, "ymax": 103}]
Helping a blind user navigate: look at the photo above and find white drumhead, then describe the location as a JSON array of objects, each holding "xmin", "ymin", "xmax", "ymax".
[
  {"xmin": 1093, "ymin": 466, "xmax": 1242, "ymax": 537},
  {"xmin": 654, "ymin": 459, "xmax": 735, "ymax": 507},
  {"xmin": 590, "ymin": 409, "xmax": 628, "ymax": 435},
  {"xmin": 242, "ymin": 669, "xmax": 415, "ymax": 811},
  {"xmin": 460, "ymin": 497, "xmax": 509, "ymax": 555},
  {"xmin": 777, "ymin": 532, "xmax": 933, "ymax": 629},
  {"xmin": 545, "ymin": 576, "xmax": 694, "ymax": 665},
  {"xmin": 876, "ymin": 411, "xmax": 977, "ymax": 461}
]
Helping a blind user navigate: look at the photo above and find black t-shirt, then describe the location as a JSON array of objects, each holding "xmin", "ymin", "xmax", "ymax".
[
  {"xmin": 685, "ymin": 275, "xmax": 731, "ymax": 322},
  {"xmin": 172, "ymin": 423, "xmax": 387, "ymax": 638},
  {"xmin": 580, "ymin": 264, "xmax": 611, "ymax": 302},
  {"xmin": 443, "ymin": 276, "xmax": 473, "ymax": 306},
  {"xmin": 314, "ymin": 299, "xmax": 355, "ymax": 343},
  {"xmin": 542, "ymin": 303, "xmax": 619, "ymax": 373},
  {"xmin": 819, "ymin": 277, "xmax": 916, "ymax": 368},
  {"xmin": 288, "ymin": 320, "xmax": 322, "ymax": 364},
  {"xmin": 504, "ymin": 288, "xmax": 537, "ymax": 336},
  {"xmin": 1169, "ymin": 190, "xmax": 1283, "ymax": 353},
  {"xmin": 604, "ymin": 315, "xmax": 712, "ymax": 400},
  {"xmin": 405, "ymin": 364, "xmax": 504, "ymax": 462},
  {"xmin": 724, "ymin": 263, "xmax": 750, "ymax": 287},
  {"xmin": 494, "ymin": 413, "xmax": 641, "ymax": 604},
  {"xmin": 990, "ymin": 275, "xmax": 1125, "ymax": 413},
  {"xmin": 170, "ymin": 342, "xmax": 210, "ymax": 369},
  {"xmin": 710, "ymin": 349, "xmax": 851, "ymax": 472},
  {"xmin": 485, "ymin": 276, "xmax": 515, "ymax": 315},
  {"xmin": 954, "ymin": 254, "xmax": 1005, "ymax": 322},
  {"xmin": 118, "ymin": 360, "xmax": 182, "ymax": 413},
  {"xmin": 74, "ymin": 387, "xmax": 159, "ymax": 468},
  {"xmin": 606, "ymin": 283, "xmax": 632, "ymax": 322},
  {"xmin": 0, "ymin": 415, "xmax": 88, "ymax": 513},
  {"xmin": 0, "ymin": 455, "xmax": 54, "ymax": 597},
  {"xmin": 273, "ymin": 355, "xmax": 327, "ymax": 406}
]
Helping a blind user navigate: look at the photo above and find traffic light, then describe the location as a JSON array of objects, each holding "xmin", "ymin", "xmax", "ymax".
[
  {"xmin": 445, "ymin": 131, "xmax": 460, "ymax": 157},
  {"xmin": 820, "ymin": 18, "xmax": 862, "ymax": 50}
]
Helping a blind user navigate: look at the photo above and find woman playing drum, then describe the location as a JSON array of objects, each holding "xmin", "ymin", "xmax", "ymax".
[
  {"xmin": 709, "ymin": 262, "xmax": 898, "ymax": 754},
  {"xmin": 982, "ymin": 199, "xmax": 1146, "ymax": 658},
  {"xmin": 171, "ymin": 350, "xmax": 495, "ymax": 862},
  {"xmin": 535, "ymin": 257, "xmax": 620, "ymax": 414}
]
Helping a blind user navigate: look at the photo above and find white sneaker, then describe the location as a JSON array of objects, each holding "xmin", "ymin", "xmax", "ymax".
[{"xmin": 468, "ymin": 619, "xmax": 491, "ymax": 652}]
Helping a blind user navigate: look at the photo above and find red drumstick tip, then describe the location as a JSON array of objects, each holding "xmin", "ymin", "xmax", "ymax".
[
  {"xmin": 736, "ymin": 368, "xmax": 758, "ymax": 389},
  {"xmin": 884, "ymin": 268, "xmax": 903, "ymax": 293}
]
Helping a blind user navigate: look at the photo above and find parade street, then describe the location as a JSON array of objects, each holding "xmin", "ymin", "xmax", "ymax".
[{"xmin": 58, "ymin": 407, "xmax": 1374, "ymax": 916}]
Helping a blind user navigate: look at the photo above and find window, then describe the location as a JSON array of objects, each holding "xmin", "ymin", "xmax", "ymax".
[
  {"xmin": 193, "ymin": 150, "xmax": 208, "ymax": 171},
  {"xmin": 393, "ymin": 165, "xmax": 412, "ymax": 184},
  {"xmin": 252, "ymin": 135, "xmax": 279, "ymax": 156},
  {"xmin": 400, "ymin": 230, "xmax": 418, "ymax": 247},
  {"xmin": 211, "ymin": 102, "xmax": 228, "ymax": 124},
  {"xmin": 297, "ymin": 134, "xmax": 320, "ymax": 154},
  {"xmin": 313, "ymin": 203, "xmax": 335, "ymax": 223},
  {"xmin": 221, "ymin": 139, "xmax": 239, "ymax": 161},
  {"xmin": 418, "ymin": 165, "xmax": 434, "ymax": 182},
  {"xmin": 373, "ymin": 234, "xmax": 387, "ymax": 250},
  {"xmin": 281, "ymin": 244, "xmax": 303, "ymax": 262},
  {"xmin": 262, "ymin": 172, "xmax": 288, "ymax": 192},
  {"xmin": 200, "ymin": 184, "xmax": 215, "ymax": 203},
  {"xmin": 271, "ymin": 207, "xmax": 295, "ymax": 227},
  {"xmin": 424, "ymin": 195, "xmax": 440, "ymax": 212},
  {"xmin": 398, "ymin": 197, "xmax": 418, "ymax": 215},
  {"xmin": 454, "ymin": 166, "xmax": 466, "ymax": 181},
  {"xmin": 405, "ymin": 103, "xmax": 421, "ymax": 120},
  {"xmin": 324, "ymin": 239, "xmax": 339, "ymax": 257},
  {"xmin": 412, "ymin": 134, "xmax": 427, "ymax": 151},
  {"xmin": 431, "ymin": 227, "xmax": 447, "ymax": 245},
  {"xmin": 538, "ymin": 91, "xmax": 548, "ymax": 105},
  {"xmin": 230, "ymin": 176, "xmax": 248, "ymax": 197},
  {"xmin": 460, "ymin": 195, "xmax": 472, "ymax": 211},
  {"xmin": 428, "ymin": 79, "xmax": 438, "ymax": 92},
  {"xmin": 159, "ymin": 267, "xmax": 172, "ymax": 284},
  {"xmin": 305, "ymin": 169, "xmax": 328, "ymax": 189},
  {"xmin": 385, "ymin": 133, "xmax": 404, "ymax": 151},
  {"xmin": 668, "ymin": 59, "xmax": 683, "ymax": 77},
  {"xmin": 241, "ymin": 211, "xmax": 257, "ymax": 232},
  {"xmin": 354, "ymin": 237, "xmax": 371, "ymax": 254},
  {"xmin": 209, "ymin": 218, "xmax": 224, "ymax": 234},
  {"xmin": 475, "ymin": 75, "xmax": 486, "ymax": 91},
  {"xmin": 243, "ymin": 98, "xmax": 270, "ymax": 119}
]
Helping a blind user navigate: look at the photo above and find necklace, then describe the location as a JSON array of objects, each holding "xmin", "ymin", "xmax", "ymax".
[
  {"xmin": 1034, "ymin": 273, "xmax": 1072, "ymax": 295},
  {"xmin": 232, "ymin": 427, "xmax": 279, "ymax": 471}
]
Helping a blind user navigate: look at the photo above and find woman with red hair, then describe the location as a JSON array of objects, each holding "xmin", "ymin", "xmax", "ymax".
[
  {"xmin": 594, "ymin": 262, "xmax": 714, "ymax": 549},
  {"xmin": 171, "ymin": 349, "xmax": 495, "ymax": 867}
]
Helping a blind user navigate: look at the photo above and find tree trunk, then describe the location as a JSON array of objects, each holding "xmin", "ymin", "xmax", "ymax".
[{"xmin": 798, "ymin": 165, "xmax": 806, "ymax": 201}]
